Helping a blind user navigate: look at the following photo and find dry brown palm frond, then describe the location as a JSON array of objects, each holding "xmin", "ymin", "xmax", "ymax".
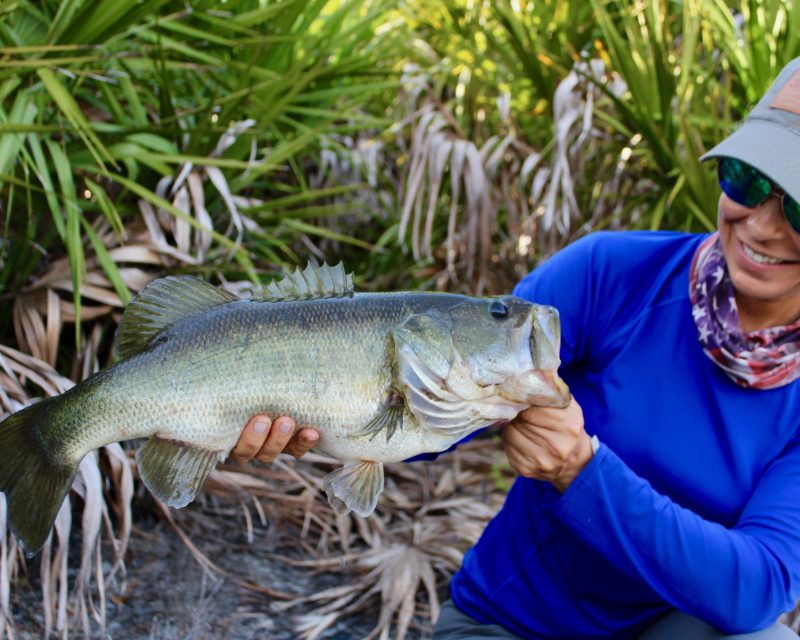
[
  {"xmin": 11, "ymin": 222, "xmax": 168, "ymax": 376},
  {"xmin": 394, "ymin": 59, "xmax": 627, "ymax": 294},
  {"xmin": 290, "ymin": 129, "xmax": 399, "ymax": 266},
  {"xmin": 396, "ymin": 102, "xmax": 496, "ymax": 293},
  {"xmin": 272, "ymin": 515, "xmax": 469, "ymax": 640},
  {"xmin": 521, "ymin": 59, "xmax": 633, "ymax": 251}
]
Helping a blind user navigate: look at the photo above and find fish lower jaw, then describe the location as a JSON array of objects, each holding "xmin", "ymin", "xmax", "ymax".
[
  {"xmin": 467, "ymin": 393, "xmax": 526, "ymax": 416},
  {"xmin": 504, "ymin": 368, "xmax": 570, "ymax": 408}
]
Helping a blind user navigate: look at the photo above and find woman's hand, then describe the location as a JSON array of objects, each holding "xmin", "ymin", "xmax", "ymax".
[
  {"xmin": 502, "ymin": 397, "xmax": 593, "ymax": 492},
  {"xmin": 228, "ymin": 415, "xmax": 320, "ymax": 464}
]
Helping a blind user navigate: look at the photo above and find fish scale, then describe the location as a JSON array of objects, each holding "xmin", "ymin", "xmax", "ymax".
[{"xmin": 0, "ymin": 263, "xmax": 570, "ymax": 555}]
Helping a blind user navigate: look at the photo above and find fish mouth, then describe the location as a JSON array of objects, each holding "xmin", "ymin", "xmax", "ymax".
[
  {"xmin": 526, "ymin": 305, "xmax": 570, "ymax": 407},
  {"xmin": 529, "ymin": 305, "xmax": 561, "ymax": 371}
]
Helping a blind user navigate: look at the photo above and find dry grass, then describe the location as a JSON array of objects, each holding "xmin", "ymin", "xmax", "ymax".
[
  {"xmin": 139, "ymin": 440, "xmax": 508, "ymax": 640},
  {"xmin": 393, "ymin": 58, "xmax": 626, "ymax": 294}
]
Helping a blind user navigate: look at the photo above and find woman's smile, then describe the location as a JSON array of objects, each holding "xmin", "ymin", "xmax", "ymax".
[{"xmin": 739, "ymin": 240, "xmax": 793, "ymax": 266}]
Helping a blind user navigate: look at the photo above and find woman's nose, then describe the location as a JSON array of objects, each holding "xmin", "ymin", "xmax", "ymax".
[{"xmin": 746, "ymin": 194, "xmax": 788, "ymax": 239}]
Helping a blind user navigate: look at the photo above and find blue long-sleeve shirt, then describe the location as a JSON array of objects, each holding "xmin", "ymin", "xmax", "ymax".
[{"xmin": 449, "ymin": 231, "xmax": 800, "ymax": 639}]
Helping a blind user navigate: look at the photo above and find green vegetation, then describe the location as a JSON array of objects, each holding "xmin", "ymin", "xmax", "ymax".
[
  {"xmin": 1, "ymin": 0, "xmax": 404, "ymax": 353},
  {"xmin": 1, "ymin": 0, "xmax": 799, "ymax": 637}
]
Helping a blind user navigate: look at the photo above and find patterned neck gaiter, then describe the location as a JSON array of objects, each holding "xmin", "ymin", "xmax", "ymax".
[{"xmin": 689, "ymin": 232, "xmax": 800, "ymax": 389}]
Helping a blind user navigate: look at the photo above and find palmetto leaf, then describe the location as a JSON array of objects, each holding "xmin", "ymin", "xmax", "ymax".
[{"xmin": 36, "ymin": 68, "xmax": 115, "ymax": 171}]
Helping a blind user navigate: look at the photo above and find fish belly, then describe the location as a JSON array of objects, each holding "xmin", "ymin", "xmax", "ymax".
[{"xmin": 315, "ymin": 409, "xmax": 460, "ymax": 463}]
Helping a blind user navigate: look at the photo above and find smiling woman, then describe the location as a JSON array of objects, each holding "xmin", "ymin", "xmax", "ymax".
[
  {"xmin": 717, "ymin": 189, "xmax": 800, "ymax": 332},
  {"xmin": 693, "ymin": 62, "xmax": 800, "ymax": 392},
  {"xmin": 713, "ymin": 171, "xmax": 800, "ymax": 332},
  {"xmin": 702, "ymin": 63, "xmax": 800, "ymax": 337}
]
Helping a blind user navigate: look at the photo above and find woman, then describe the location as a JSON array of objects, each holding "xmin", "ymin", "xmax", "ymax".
[{"xmin": 230, "ymin": 58, "xmax": 800, "ymax": 639}]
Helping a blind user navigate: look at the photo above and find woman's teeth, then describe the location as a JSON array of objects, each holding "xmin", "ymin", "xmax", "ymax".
[{"xmin": 743, "ymin": 243, "xmax": 785, "ymax": 265}]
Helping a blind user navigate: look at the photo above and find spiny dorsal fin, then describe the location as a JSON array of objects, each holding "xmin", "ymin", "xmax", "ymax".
[
  {"xmin": 115, "ymin": 276, "xmax": 238, "ymax": 359},
  {"xmin": 261, "ymin": 262, "xmax": 354, "ymax": 301}
]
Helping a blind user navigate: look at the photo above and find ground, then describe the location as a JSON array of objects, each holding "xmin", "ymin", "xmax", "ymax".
[{"xmin": 4, "ymin": 444, "xmax": 506, "ymax": 639}]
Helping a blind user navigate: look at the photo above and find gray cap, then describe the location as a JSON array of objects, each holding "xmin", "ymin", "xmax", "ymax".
[{"xmin": 701, "ymin": 57, "xmax": 800, "ymax": 204}]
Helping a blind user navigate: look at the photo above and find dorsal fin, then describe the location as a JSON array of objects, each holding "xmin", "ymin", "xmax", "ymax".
[
  {"xmin": 115, "ymin": 276, "xmax": 238, "ymax": 359},
  {"xmin": 261, "ymin": 262, "xmax": 354, "ymax": 301}
]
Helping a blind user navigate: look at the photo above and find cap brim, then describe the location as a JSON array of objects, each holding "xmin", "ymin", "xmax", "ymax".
[{"xmin": 701, "ymin": 119, "xmax": 800, "ymax": 204}]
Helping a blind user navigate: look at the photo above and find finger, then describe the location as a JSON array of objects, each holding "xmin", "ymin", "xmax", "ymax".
[
  {"xmin": 504, "ymin": 420, "xmax": 550, "ymax": 450},
  {"xmin": 254, "ymin": 416, "xmax": 296, "ymax": 463},
  {"xmin": 504, "ymin": 429, "xmax": 563, "ymax": 478},
  {"xmin": 510, "ymin": 419, "xmax": 577, "ymax": 463},
  {"xmin": 517, "ymin": 399, "xmax": 584, "ymax": 434},
  {"xmin": 508, "ymin": 415, "xmax": 585, "ymax": 469},
  {"xmin": 504, "ymin": 443, "xmax": 539, "ymax": 478},
  {"xmin": 517, "ymin": 406, "xmax": 567, "ymax": 430},
  {"xmin": 504, "ymin": 422, "xmax": 566, "ymax": 465},
  {"xmin": 284, "ymin": 427, "xmax": 320, "ymax": 458},
  {"xmin": 229, "ymin": 415, "xmax": 271, "ymax": 462}
]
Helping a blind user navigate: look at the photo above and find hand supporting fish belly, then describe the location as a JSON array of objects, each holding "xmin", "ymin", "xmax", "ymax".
[
  {"xmin": 230, "ymin": 415, "xmax": 319, "ymax": 463},
  {"xmin": 0, "ymin": 262, "xmax": 570, "ymax": 556}
]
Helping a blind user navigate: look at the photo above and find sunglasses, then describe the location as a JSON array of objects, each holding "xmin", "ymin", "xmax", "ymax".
[{"xmin": 717, "ymin": 157, "xmax": 800, "ymax": 234}]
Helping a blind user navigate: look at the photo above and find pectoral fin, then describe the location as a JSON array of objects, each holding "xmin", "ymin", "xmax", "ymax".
[
  {"xmin": 350, "ymin": 393, "xmax": 404, "ymax": 442},
  {"xmin": 323, "ymin": 461, "xmax": 384, "ymax": 517},
  {"xmin": 136, "ymin": 437, "xmax": 224, "ymax": 508}
]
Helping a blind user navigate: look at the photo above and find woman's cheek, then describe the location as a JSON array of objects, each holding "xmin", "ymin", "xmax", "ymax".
[{"xmin": 718, "ymin": 193, "xmax": 750, "ymax": 225}]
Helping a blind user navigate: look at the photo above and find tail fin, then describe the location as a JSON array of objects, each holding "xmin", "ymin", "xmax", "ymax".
[{"xmin": 0, "ymin": 404, "xmax": 78, "ymax": 557}]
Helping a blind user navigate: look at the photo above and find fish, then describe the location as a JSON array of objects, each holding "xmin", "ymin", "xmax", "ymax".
[{"xmin": 0, "ymin": 262, "xmax": 570, "ymax": 555}]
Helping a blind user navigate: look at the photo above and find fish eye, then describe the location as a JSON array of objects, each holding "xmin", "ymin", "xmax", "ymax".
[{"xmin": 489, "ymin": 300, "xmax": 509, "ymax": 319}]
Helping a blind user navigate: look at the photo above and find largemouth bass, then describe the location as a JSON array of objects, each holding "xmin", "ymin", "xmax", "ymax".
[{"xmin": 0, "ymin": 263, "xmax": 570, "ymax": 555}]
